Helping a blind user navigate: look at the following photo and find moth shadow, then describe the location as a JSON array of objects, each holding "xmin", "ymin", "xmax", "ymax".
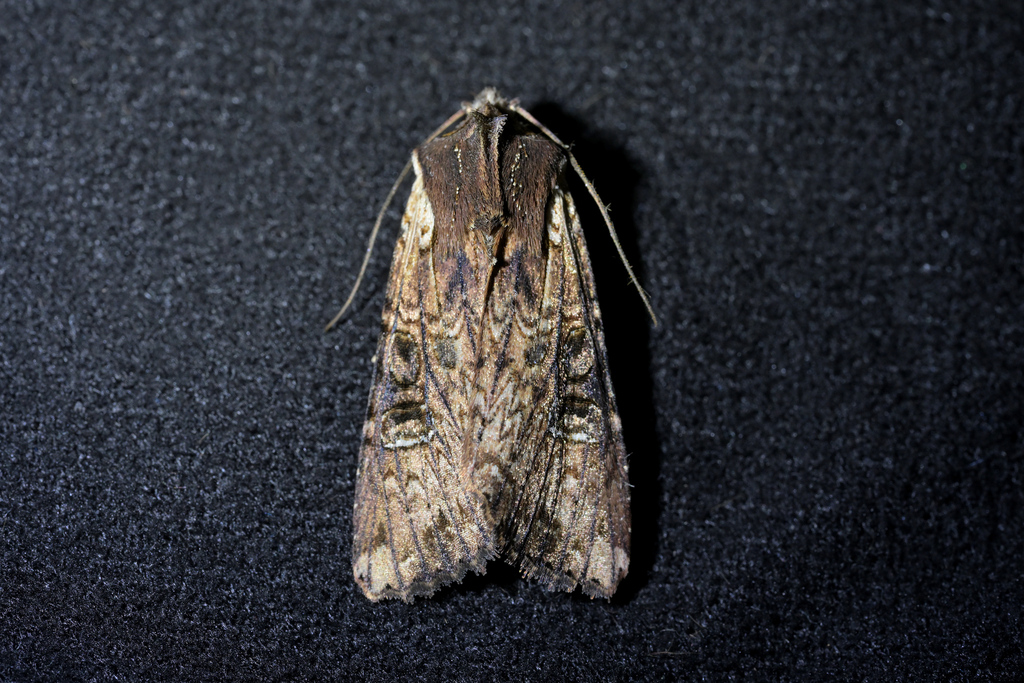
[{"xmin": 529, "ymin": 102, "xmax": 662, "ymax": 602}]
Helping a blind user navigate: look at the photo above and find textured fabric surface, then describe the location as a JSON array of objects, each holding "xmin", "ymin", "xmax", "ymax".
[{"xmin": 2, "ymin": 0, "xmax": 1021, "ymax": 679}]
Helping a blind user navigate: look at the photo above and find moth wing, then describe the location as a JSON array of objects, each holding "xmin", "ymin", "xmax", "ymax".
[
  {"xmin": 469, "ymin": 186, "xmax": 630, "ymax": 598},
  {"xmin": 352, "ymin": 170, "xmax": 493, "ymax": 602}
]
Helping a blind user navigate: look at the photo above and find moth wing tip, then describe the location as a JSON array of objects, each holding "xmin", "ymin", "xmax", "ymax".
[{"xmin": 352, "ymin": 549, "xmax": 494, "ymax": 603}]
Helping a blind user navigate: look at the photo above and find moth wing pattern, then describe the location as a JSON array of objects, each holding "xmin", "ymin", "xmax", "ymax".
[
  {"xmin": 351, "ymin": 167, "xmax": 494, "ymax": 602},
  {"xmin": 467, "ymin": 180, "xmax": 630, "ymax": 599},
  {"xmin": 349, "ymin": 88, "xmax": 638, "ymax": 602}
]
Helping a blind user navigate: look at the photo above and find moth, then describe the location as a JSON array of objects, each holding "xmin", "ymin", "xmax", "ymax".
[{"xmin": 329, "ymin": 88, "xmax": 655, "ymax": 602}]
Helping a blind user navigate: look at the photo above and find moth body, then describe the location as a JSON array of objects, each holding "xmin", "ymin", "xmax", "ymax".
[{"xmin": 350, "ymin": 89, "xmax": 632, "ymax": 602}]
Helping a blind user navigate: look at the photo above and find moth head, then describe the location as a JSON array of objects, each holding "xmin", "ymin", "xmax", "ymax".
[{"xmin": 465, "ymin": 87, "xmax": 508, "ymax": 115}]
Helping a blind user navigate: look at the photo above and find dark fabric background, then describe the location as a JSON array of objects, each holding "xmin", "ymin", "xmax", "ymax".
[{"xmin": 2, "ymin": 0, "xmax": 1021, "ymax": 680}]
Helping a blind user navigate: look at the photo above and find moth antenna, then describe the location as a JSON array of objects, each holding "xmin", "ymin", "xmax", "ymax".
[
  {"xmin": 325, "ymin": 159, "xmax": 411, "ymax": 332},
  {"xmin": 566, "ymin": 152, "xmax": 658, "ymax": 326},
  {"xmin": 511, "ymin": 103, "xmax": 659, "ymax": 327},
  {"xmin": 325, "ymin": 109, "xmax": 468, "ymax": 332}
]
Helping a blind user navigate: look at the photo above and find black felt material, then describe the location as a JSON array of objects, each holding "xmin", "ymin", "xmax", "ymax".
[{"xmin": 2, "ymin": 0, "xmax": 1021, "ymax": 679}]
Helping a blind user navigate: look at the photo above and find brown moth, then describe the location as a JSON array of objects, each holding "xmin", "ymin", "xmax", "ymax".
[{"xmin": 330, "ymin": 88, "xmax": 655, "ymax": 602}]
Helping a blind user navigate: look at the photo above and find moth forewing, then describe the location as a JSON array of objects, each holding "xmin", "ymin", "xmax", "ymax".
[
  {"xmin": 348, "ymin": 88, "xmax": 639, "ymax": 601},
  {"xmin": 351, "ymin": 171, "xmax": 493, "ymax": 602},
  {"xmin": 467, "ymin": 183, "xmax": 630, "ymax": 599}
]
